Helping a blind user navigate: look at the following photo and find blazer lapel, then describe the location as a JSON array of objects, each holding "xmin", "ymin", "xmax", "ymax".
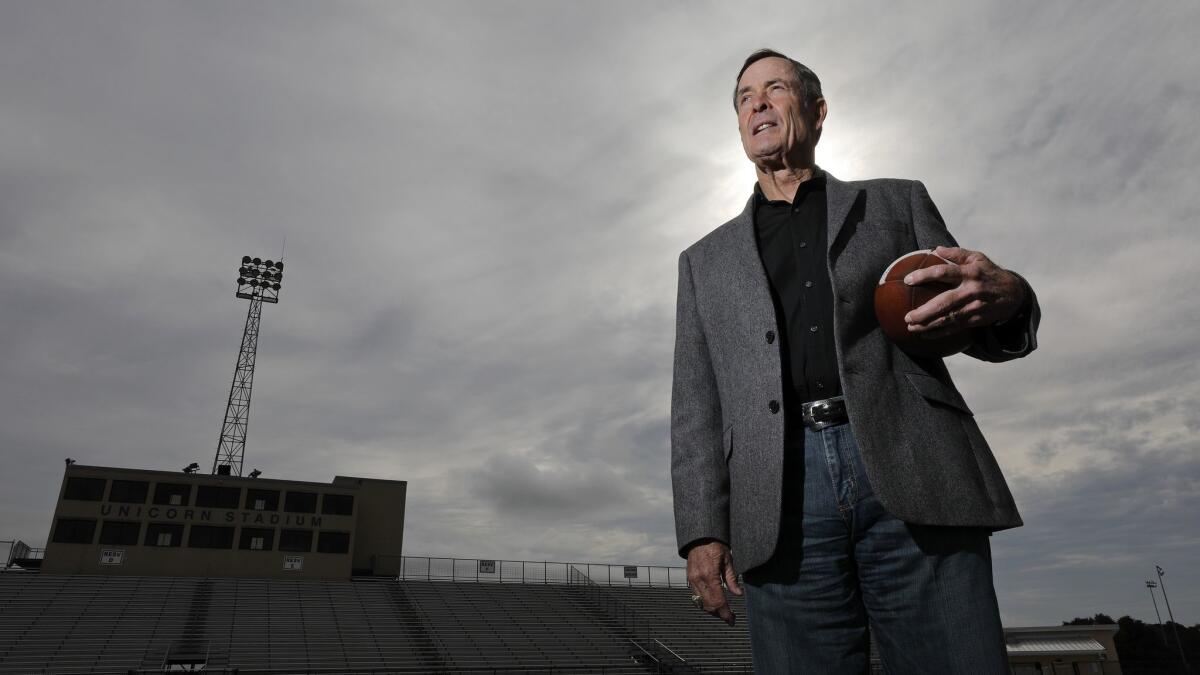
[
  {"xmin": 729, "ymin": 195, "xmax": 778, "ymax": 319},
  {"xmin": 825, "ymin": 172, "xmax": 861, "ymax": 255}
]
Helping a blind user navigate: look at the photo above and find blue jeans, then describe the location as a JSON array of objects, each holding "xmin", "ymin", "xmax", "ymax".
[{"xmin": 742, "ymin": 421, "xmax": 1008, "ymax": 674}]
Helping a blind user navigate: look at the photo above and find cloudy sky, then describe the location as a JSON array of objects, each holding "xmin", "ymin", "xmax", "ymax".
[{"xmin": 2, "ymin": 1, "xmax": 1197, "ymax": 627}]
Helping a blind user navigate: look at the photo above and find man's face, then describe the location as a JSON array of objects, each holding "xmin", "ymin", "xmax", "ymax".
[{"xmin": 735, "ymin": 57, "xmax": 824, "ymax": 167}]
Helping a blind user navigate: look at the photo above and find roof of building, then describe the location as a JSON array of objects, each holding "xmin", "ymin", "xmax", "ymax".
[
  {"xmin": 63, "ymin": 464, "xmax": 406, "ymax": 490},
  {"xmin": 1004, "ymin": 636, "xmax": 1108, "ymax": 655}
]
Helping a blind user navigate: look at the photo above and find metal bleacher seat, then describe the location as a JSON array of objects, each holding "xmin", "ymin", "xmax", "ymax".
[{"xmin": 0, "ymin": 571, "xmax": 754, "ymax": 673}]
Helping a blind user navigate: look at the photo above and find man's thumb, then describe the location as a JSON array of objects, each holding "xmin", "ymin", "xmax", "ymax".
[{"xmin": 724, "ymin": 558, "xmax": 743, "ymax": 596}]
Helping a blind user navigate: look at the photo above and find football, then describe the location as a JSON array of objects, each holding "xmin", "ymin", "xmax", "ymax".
[{"xmin": 874, "ymin": 250, "xmax": 972, "ymax": 359}]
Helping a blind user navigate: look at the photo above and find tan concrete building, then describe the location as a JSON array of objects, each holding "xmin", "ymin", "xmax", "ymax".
[{"xmin": 42, "ymin": 464, "xmax": 406, "ymax": 580}]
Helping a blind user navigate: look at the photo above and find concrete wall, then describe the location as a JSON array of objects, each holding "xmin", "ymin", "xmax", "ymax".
[{"xmin": 42, "ymin": 465, "xmax": 406, "ymax": 580}]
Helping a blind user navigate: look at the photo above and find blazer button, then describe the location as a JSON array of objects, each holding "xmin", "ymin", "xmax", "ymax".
[
  {"xmin": 765, "ymin": 330, "xmax": 775, "ymax": 344},
  {"xmin": 768, "ymin": 400, "xmax": 780, "ymax": 414}
]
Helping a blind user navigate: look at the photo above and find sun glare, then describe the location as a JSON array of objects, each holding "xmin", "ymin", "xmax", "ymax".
[{"xmin": 815, "ymin": 125, "xmax": 868, "ymax": 180}]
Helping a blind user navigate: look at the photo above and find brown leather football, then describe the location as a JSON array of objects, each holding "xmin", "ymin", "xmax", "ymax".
[{"xmin": 874, "ymin": 250, "xmax": 972, "ymax": 359}]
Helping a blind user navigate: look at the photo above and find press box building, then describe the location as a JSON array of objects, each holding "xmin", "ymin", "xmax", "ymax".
[{"xmin": 42, "ymin": 464, "xmax": 406, "ymax": 580}]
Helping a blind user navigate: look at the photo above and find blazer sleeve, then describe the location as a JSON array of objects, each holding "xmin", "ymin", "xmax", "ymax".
[
  {"xmin": 671, "ymin": 250, "xmax": 731, "ymax": 558},
  {"xmin": 909, "ymin": 180, "xmax": 1040, "ymax": 363}
]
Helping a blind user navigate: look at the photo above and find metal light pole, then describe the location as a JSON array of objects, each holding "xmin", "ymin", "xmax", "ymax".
[
  {"xmin": 1147, "ymin": 580, "xmax": 1166, "ymax": 645},
  {"xmin": 212, "ymin": 256, "xmax": 284, "ymax": 477},
  {"xmin": 1156, "ymin": 565, "xmax": 1191, "ymax": 672},
  {"xmin": 1146, "ymin": 580, "xmax": 1164, "ymax": 624}
]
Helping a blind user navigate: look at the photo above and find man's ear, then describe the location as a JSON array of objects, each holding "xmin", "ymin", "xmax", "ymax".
[
  {"xmin": 812, "ymin": 97, "xmax": 827, "ymax": 143},
  {"xmin": 813, "ymin": 97, "xmax": 828, "ymax": 132}
]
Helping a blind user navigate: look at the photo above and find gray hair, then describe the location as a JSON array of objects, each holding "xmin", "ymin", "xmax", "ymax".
[{"xmin": 733, "ymin": 48, "xmax": 823, "ymax": 110}]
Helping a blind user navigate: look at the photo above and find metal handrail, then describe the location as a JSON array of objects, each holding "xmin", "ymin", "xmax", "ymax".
[
  {"xmin": 396, "ymin": 555, "xmax": 689, "ymax": 588},
  {"xmin": 651, "ymin": 638, "xmax": 686, "ymax": 663},
  {"xmin": 628, "ymin": 638, "xmax": 662, "ymax": 664}
]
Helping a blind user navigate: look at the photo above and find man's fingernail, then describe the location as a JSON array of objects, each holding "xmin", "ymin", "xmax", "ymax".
[
  {"xmin": 904, "ymin": 313, "xmax": 913, "ymax": 323},
  {"xmin": 904, "ymin": 275, "xmax": 914, "ymax": 285}
]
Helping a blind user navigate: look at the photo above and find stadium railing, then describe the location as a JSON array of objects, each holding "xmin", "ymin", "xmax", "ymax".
[{"xmin": 394, "ymin": 556, "xmax": 691, "ymax": 589}]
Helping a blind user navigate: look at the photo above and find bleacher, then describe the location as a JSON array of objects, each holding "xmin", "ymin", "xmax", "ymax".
[{"xmin": 0, "ymin": 570, "xmax": 752, "ymax": 674}]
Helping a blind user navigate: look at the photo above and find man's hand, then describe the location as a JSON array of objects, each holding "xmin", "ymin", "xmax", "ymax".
[
  {"xmin": 903, "ymin": 246, "xmax": 1028, "ymax": 338},
  {"xmin": 686, "ymin": 540, "xmax": 743, "ymax": 625}
]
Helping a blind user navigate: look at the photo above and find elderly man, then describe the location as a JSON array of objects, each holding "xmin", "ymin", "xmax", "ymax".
[{"xmin": 671, "ymin": 49, "xmax": 1039, "ymax": 673}]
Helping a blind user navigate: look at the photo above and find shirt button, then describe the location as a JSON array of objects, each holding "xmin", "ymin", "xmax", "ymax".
[
  {"xmin": 804, "ymin": 281, "xmax": 813, "ymax": 288},
  {"xmin": 765, "ymin": 330, "xmax": 776, "ymax": 344},
  {"xmin": 768, "ymin": 400, "xmax": 780, "ymax": 414},
  {"xmin": 810, "ymin": 325, "xmax": 819, "ymax": 333}
]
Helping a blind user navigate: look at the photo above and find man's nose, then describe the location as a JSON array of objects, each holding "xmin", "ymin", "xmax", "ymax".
[{"xmin": 751, "ymin": 94, "xmax": 769, "ymax": 112}]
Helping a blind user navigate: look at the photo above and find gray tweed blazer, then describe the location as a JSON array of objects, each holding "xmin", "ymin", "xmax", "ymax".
[{"xmin": 670, "ymin": 172, "xmax": 1040, "ymax": 573}]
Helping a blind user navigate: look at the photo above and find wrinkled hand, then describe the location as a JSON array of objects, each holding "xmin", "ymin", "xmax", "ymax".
[
  {"xmin": 904, "ymin": 246, "xmax": 1027, "ymax": 338},
  {"xmin": 686, "ymin": 541, "xmax": 743, "ymax": 625}
]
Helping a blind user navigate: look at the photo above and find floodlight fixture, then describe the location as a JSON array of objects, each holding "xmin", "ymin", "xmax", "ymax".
[{"xmin": 235, "ymin": 254, "xmax": 283, "ymax": 304}]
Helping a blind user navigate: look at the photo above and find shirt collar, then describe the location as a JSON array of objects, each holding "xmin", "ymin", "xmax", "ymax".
[{"xmin": 753, "ymin": 167, "xmax": 827, "ymax": 206}]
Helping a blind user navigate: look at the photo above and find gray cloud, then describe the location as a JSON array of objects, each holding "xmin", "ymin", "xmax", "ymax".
[{"xmin": 1, "ymin": 1, "xmax": 1198, "ymax": 626}]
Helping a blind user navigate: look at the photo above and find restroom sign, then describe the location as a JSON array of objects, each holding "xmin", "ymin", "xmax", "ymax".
[{"xmin": 283, "ymin": 555, "xmax": 304, "ymax": 571}]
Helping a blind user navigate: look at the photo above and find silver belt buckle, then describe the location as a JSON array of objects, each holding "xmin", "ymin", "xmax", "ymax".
[{"xmin": 803, "ymin": 396, "xmax": 845, "ymax": 430}]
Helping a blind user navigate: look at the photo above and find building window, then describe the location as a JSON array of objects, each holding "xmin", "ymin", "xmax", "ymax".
[
  {"xmin": 145, "ymin": 523, "xmax": 184, "ymax": 548},
  {"xmin": 239, "ymin": 527, "xmax": 274, "ymax": 551},
  {"xmin": 153, "ymin": 483, "xmax": 192, "ymax": 506},
  {"xmin": 316, "ymin": 531, "xmax": 351, "ymax": 554},
  {"xmin": 188, "ymin": 525, "xmax": 235, "ymax": 549},
  {"xmin": 52, "ymin": 518, "xmax": 97, "ymax": 544},
  {"xmin": 321, "ymin": 493, "xmax": 354, "ymax": 516},
  {"xmin": 283, "ymin": 491, "xmax": 317, "ymax": 514},
  {"xmin": 64, "ymin": 477, "xmax": 107, "ymax": 501},
  {"xmin": 278, "ymin": 529, "xmax": 313, "ymax": 552},
  {"xmin": 108, "ymin": 480, "xmax": 149, "ymax": 504},
  {"xmin": 98, "ymin": 521, "xmax": 141, "ymax": 546},
  {"xmin": 196, "ymin": 485, "xmax": 241, "ymax": 509},
  {"xmin": 244, "ymin": 488, "xmax": 279, "ymax": 511}
]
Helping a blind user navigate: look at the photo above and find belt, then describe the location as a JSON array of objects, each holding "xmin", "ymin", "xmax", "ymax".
[{"xmin": 800, "ymin": 395, "xmax": 848, "ymax": 431}]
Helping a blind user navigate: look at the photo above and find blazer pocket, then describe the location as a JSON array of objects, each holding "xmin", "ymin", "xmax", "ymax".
[
  {"xmin": 904, "ymin": 372, "xmax": 973, "ymax": 416},
  {"xmin": 723, "ymin": 424, "xmax": 734, "ymax": 462}
]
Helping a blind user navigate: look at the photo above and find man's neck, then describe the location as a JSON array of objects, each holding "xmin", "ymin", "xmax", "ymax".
[{"xmin": 756, "ymin": 165, "xmax": 818, "ymax": 203}]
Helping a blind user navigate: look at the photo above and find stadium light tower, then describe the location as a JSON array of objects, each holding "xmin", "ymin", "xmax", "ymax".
[{"xmin": 212, "ymin": 256, "xmax": 284, "ymax": 477}]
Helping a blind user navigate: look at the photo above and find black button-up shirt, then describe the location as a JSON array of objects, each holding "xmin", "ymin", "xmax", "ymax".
[{"xmin": 753, "ymin": 171, "xmax": 843, "ymax": 404}]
